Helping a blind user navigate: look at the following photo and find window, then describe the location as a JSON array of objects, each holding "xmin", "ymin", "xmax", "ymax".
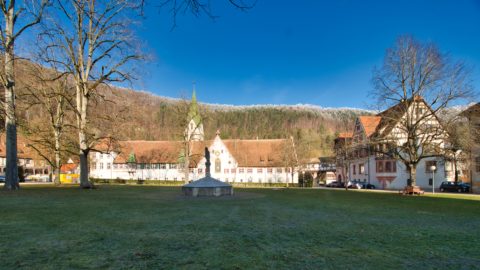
[
  {"xmin": 425, "ymin": 161, "xmax": 437, "ymax": 172},
  {"xmin": 376, "ymin": 161, "xmax": 384, "ymax": 173},
  {"xmin": 113, "ymin": 164, "xmax": 117, "ymax": 169},
  {"xmin": 352, "ymin": 165, "xmax": 356, "ymax": 174},
  {"xmin": 267, "ymin": 168, "xmax": 273, "ymax": 173},
  {"xmin": 277, "ymin": 168, "xmax": 282, "ymax": 173},
  {"xmin": 91, "ymin": 163, "xmax": 96, "ymax": 170},
  {"xmin": 224, "ymin": 168, "xmax": 229, "ymax": 174},
  {"xmin": 159, "ymin": 163, "xmax": 166, "ymax": 169},
  {"xmin": 100, "ymin": 163, "xmax": 104, "ymax": 169},
  {"xmin": 286, "ymin": 168, "xmax": 291, "ymax": 173},
  {"xmin": 215, "ymin": 158, "xmax": 221, "ymax": 173},
  {"xmin": 385, "ymin": 161, "xmax": 391, "ymax": 172},
  {"xmin": 378, "ymin": 161, "xmax": 397, "ymax": 173},
  {"xmin": 170, "ymin": 164, "xmax": 178, "ymax": 169},
  {"xmin": 198, "ymin": 168, "xmax": 203, "ymax": 173},
  {"xmin": 247, "ymin": 168, "xmax": 253, "ymax": 173},
  {"xmin": 416, "ymin": 107, "xmax": 425, "ymax": 116},
  {"xmin": 231, "ymin": 168, "xmax": 236, "ymax": 173},
  {"xmin": 257, "ymin": 168, "xmax": 263, "ymax": 173},
  {"xmin": 359, "ymin": 164, "xmax": 365, "ymax": 174},
  {"xmin": 239, "ymin": 168, "xmax": 244, "ymax": 173},
  {"xmin": 145, "ymin": 164, "xmax": 150, "ymax": 169},
  {"xmin": 476, "ymin": 157, "xmax": 480, "ymax": 173}
]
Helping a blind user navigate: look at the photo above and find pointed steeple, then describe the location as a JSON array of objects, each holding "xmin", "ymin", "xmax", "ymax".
[
  {"xmin": 191, "ymin": 81, "xmax": 197, "ymax": 103},
  {"xmin": 185, "ymin": 83, "xmax": 204, "ymax": 141},
  {"xmin": 188, "ymin": 86, "xmax": 201, "ymax": 125}
]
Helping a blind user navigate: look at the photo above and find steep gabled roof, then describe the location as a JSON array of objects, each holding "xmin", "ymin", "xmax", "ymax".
[
  {"xmin": 60, "ymin": 163, "xmax": 78, "ymax": 173},
  {"xmin": 113, "ymin": 140, "xmax": 183, "ymax": 164},
  {"xmin": 109, "ymin": 137, "xmax": 291, "ymax": 168},
  {"xmin": 461, "ymin": 102, "xmax": 480, "ymax": 117},
  {"xmin": 0, "ymin": 134, "xmax": 44, "ymax": 160},
  {"xmin": 222, "ymin": 139, "xmax": 288, "ymax": 167},
  {"xmin": 358, "ymin": 116, "xmax": 382, "ymax": 137},
  {"xmin": 372, "ymin": 99, "xmax": 410, "ymax": 138}
]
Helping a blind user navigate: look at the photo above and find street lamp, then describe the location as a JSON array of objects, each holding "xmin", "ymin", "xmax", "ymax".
[{"xmin": 430, "ymin": 165, "xmax": 437, "ymax": 194}]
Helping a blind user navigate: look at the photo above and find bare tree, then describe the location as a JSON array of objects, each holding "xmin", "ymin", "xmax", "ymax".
[
  {"xmin": 39, "ymin": 0, "xmax": 143, "ymax": 188},
  {"xmin": 445, "ymin": 109, "xmax": 480, "ymax": 185},
  {"xmin": 18, "ymin": 60, "xmax": 74, "ymax": 185},
  {"xmin": 281, "ymin": 136, "xmax": 298, "ymax": 188},
  {"xmin": 0, "ymin": 0, "xmax": 48, "ymax": 190},
  {"xmin": 370, "ymin": 35, "xmax": 474, "ymax": 187},
  {"xmin": 174, "ymin": 93, "xmax": 206, "ymax": 183},
  {"xmin": 158, "ymin": 0, "xmax": 256, "ymax": 29}
]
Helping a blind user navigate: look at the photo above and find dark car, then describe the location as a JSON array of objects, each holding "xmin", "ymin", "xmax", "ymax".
[
  {"xmin": 347, "ymin": 180, "xmax": 375, "ymax": 189},
  {"xmin": 439, "ymin": 181, "xmax": 470, "ymax": 193},
  {"xmin": 0, "ymin": 175, "xmax": 4, "ymax": 183},
  {"xmin": 326, "ymin": 181, "xmax": 345, "ymax": 188},
  {"xmin": 360, "ymin": 183, "xmax": 376, "ymax": 189}
]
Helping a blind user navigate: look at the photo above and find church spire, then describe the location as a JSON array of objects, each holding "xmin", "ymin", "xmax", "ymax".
[
  {"xmin": 192, "ymin": 81, "xmax": 197, "ymax": 103},
  {"xmin": 185, "ymin": 83, "xmax": 204, "ymax": 141}
]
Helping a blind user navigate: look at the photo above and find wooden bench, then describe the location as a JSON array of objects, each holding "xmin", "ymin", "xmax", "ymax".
[{"xmin": 400, "ymin": 186, "xmax": 424, "ymax": 195}]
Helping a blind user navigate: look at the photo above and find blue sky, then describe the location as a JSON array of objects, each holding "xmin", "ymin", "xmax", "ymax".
[{"xmin": 134, "ymin": 0, "xmax": 480, "ymax": 109}]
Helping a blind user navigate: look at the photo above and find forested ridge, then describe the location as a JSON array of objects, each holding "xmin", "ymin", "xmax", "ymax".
[
  {"xmin": 93, "ymin": 88, "xmax": 370, "ymax": 157},
  {"xmin": 11, "ymin": 61, "xmax": 371, "ymax": 158}
]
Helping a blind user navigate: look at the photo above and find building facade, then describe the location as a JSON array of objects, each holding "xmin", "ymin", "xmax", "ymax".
[
  {"xmin": 90, "ymin": 92, "xmax": 299, "ymax": 185},
  {"xmin": 335, "ymin": 97, "xmax": 457, "ymax": 190},
  {"xmin": 0, "ymin": 135, "xmax": 51, "ymax": 181},
  {"xmin": 461, "ymin": 103, "xmax": 480, "ymax": 193}
]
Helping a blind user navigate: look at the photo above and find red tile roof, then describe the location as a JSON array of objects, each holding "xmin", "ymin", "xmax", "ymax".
[
  {"xmin": 0, "ymin": 134, "xmax": 43, "ymax": 160},
  {"xmin": 337, "ymin": 132, "xmax": 353, "ymax": 138},
  {"xmin": 109, "ymin": 138, "xmax": 292, "ymax": 168},
  {"xmin": 60, "ymin": 163, "xmax": 78, "ymax": 173},
  {"xmin": 223, "ymin": 139, "xmax": 288, "ymax": 167},
  {"xmin": 358, "ymin": 116, "xmax": 382, "ymax": 137}
]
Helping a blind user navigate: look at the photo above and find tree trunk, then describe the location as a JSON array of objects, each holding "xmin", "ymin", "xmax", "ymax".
[
  {"xmin": 79, "ymin": 149, "xmax": 91, "ymax": 188},
  {"xmin": 3, "ymin": 5, "xmax": 19, "ymax": 190},
  {"xmin": 78, "ymin": 93, "xmax": 92, "ymax": 188},
  {"xmin": 453, "ymin": 158, "xmax": 459, "ymax": 183},
  {"xmin": 408, "ymin": 164, "xmax": 417, "ymax": 187},
  {"xmin": 184, "ymin": 152, "xmax": 190, "ymax": 184},
  {"xmin": 54, "ymin": 146, "xmax": 61, "ymax": 185},
  {"xmin": 183, "ymin": 140, "xmax": 191, "ymax": 184}
]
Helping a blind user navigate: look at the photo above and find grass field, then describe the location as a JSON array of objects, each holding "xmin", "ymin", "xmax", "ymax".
[{"xmin": 1, "ymin": 185, "xmax": 479, "ymax": 269}]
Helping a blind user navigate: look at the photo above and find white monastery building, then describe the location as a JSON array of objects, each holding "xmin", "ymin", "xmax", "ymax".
[{"xmin": 90, "ymin": 91, "xmax": 299, "ymax": 185}]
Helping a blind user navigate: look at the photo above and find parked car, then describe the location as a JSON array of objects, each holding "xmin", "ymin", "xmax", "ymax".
[
  {"xmin": 347, "ymin": 180, "xmax": 362, "ymax": 189},
  {"xmin": 326, "ymin": 181, "xmax": 345, "ymax": 188},
  {"xmin": 360, "ymin": 183, "xmax": 376, "ymax": 189},
  {"xmin": 0, "ymin": 175, "xmax": 21, "ymax": 183},
  {"xmin": 439, "ymin": 181, "xmax": 470, "ymax": 193}
]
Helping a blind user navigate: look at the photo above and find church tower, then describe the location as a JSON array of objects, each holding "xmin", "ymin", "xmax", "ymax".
[{"xmin": 185, "ymin": 88, "xmax": 204, "ymax": 141}]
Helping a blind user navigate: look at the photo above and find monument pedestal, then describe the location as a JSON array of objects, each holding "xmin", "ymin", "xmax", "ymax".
[{"xmin": 182, "ymin": 146, "xmax": 233, "ymax": 197}]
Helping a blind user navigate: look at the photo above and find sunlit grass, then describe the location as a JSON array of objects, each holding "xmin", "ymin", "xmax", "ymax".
[{"xmin": 1, "ymin": 185, "xmax": 479, "ymax": 269}]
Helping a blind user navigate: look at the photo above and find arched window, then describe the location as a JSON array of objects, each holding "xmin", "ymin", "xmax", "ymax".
[{"xmin": 215, "ymin": 158, "xmax": 221, "ymax": 173}]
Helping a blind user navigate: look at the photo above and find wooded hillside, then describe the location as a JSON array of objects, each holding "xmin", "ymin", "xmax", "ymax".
[{"xmin": 9, "ymin": 60, "xmax": 371, "ymax": 160}]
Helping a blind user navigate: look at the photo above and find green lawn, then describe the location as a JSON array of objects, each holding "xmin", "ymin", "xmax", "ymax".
[{"xmin": 1, "ymin": 186, "xmax": 479, "ymax": 269}]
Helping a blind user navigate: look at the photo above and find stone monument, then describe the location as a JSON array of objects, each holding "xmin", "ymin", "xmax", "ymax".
[{"xmin": 182, "ymin": 147, "xmax": 233, "ymax": 197}]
